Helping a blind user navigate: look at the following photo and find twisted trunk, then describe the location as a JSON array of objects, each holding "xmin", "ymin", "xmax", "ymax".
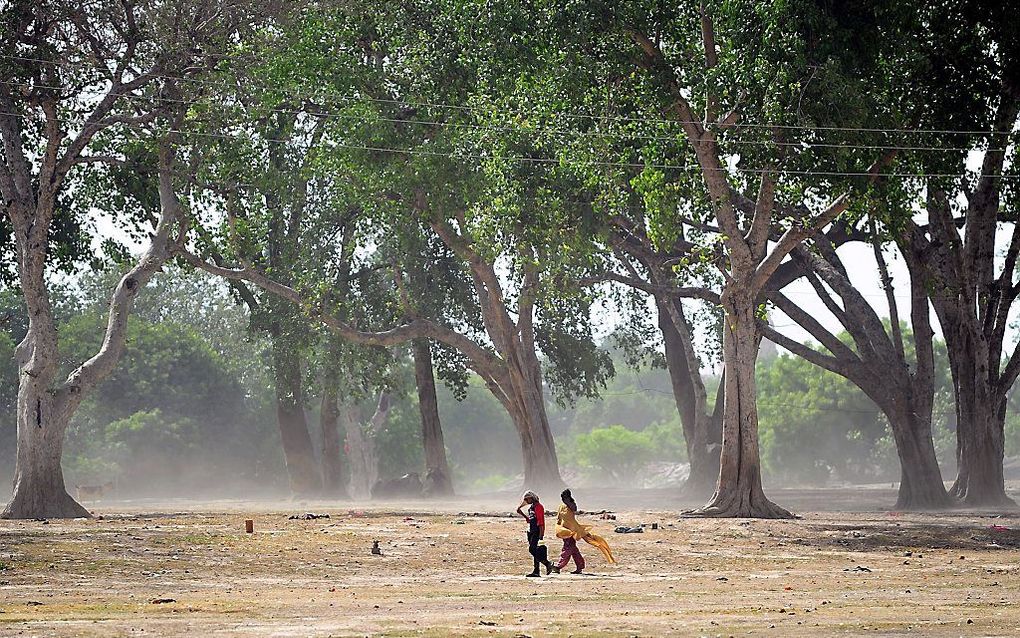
[
  {"xmin": 693, "ymin": 293, "xmax": 792, "ymax": 518},
  {"xmin": 412, "ymin": 339, "xmax": 454, "ymax": 496},
  {"xmin": 271, "ymin": 343, "xmax": 321, "ymax": 496},
  {"xmin": 948, "ymin": 347, "xmax": 1010, "ymax": 506}
]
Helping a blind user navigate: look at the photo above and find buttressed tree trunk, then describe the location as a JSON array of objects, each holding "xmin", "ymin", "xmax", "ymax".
[
  {"xmin": 699, "ymin": 291, "xmax": 793, "ymax": 518},
  {"xmin": 319, "ymin": 375, "xmax": 346, "ymax": 498},
  {"xmin": 625, "ymin": 24, "xmax": 876, "ymax": 518},
  {"xmin": 412, "ymin": 339, "xmax": 454, "ymax": 496},
  {"xmin": 271, "ymin": 342, "xmax": 321, "ymax": 496},
  {"xmin": 905, "ymin": 92, "xmax": 1020, "ymax": 507}
]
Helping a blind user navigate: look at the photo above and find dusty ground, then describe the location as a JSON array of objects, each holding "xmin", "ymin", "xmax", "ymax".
[{"xmin": 2, "ymin": 488, "xmax": 1020, "ymax": 637}]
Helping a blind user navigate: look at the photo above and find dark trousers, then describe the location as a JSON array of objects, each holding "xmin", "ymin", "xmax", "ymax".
[{"xmin": 527, "ymin": 529, "xmax": 548, "ymax": 572}]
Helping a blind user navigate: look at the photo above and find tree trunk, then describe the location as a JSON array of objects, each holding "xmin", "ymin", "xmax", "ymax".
[
  {"xmin": 511, "ymin": 405, "xmax": 562, "ymax": 492},
  {"xmin": 271, "ymin": 342, "xmax": 321, "ymax": 497},
  {"xmin": 342, "ymin": 403, "xmax": 372, "ymax": 500},
  {"xmin": 691, "ymin": 294, "xmax": 793, "ymax": 519},
  {"xmin": 2, "ymin": 384, "xmax": 89, "ymax": 519},
  {"xmin": 412, "ymin": 339, "xmax": 454, "ymax": 497},
  {"xmin": 949, "ymin": 377, "xmax": 1012, "ymax": 506},
  {"xmin": 319, "ymin": 381, "xmax": 346, "ymax": 498},
  {"xmin": 885, "ymin": 405, "xmax": 951, "ymax": 510},
  {"xmin": 656, "ymin": 299, "xmax": 720, "ymax": 498},
  {"xmin": 343, "ymin": 392, "xmax": 390, "ymax": 499},
  {"xmin": 506, "ymin": 346, "xmax": 562, "ymax": 492}
]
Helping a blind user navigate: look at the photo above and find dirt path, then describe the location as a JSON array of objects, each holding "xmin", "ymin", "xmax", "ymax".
[{"xmin": 2, "ymin": 493, "xmax": 1019, "ymax": 637}]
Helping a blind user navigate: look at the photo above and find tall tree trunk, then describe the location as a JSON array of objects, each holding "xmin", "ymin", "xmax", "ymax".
[
  {"xmin": 343, "ymin": 392, "xmax": 390, "ymax": 499},
  {"xmin": 884, "ymin": 404, "xmax": 951, "ymax": 510},
  {"xmin": 693, "ymin": 293, "xmax": 792, "ymax": 518},
  {"xmin": 949, "ymin": 359, "xmax": 1011, "ymax": 506},
  {"xmin": 271, "ymin": 342, "xmax": 321, "ymax": 496},
  {"xmin": 2, "ymin": 385, "xmax": 89, "ymax": 519},
  {"xmin": 319, "ymin": 378, "xmax": 346, "ymax": 498},
  {"xmin": 509, "ymin": 346, "xmax": 562, "ymax": 491},
  {"xmin": 656, "ymin": 299, "xmax": 720, "ymax": 498},
  {"xmin": 412, "ymin": 339, "xmax": 454, "ymax": 496}
]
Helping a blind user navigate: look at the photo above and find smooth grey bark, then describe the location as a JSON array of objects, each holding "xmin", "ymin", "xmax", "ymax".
[
  {"xmin": 626, "ymin": 25, "xmax": 882, "ymax": 517},
  {"xmin": 343, "ymin": 392, "xmax": 391, "ymax": 500},
  {"xmin": 412, "ymin": 339, "xmax": 454, "ymax": 496},
  {"xmin": 695, "ymin": 292, "xmax": 794, "ymax": 518},
  {"xmin": 3, "ymin": 145, "xmax": 182, "ymax": 519}
]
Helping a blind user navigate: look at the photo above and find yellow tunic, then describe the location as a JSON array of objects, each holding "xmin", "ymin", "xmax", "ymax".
[{"xmin": 554, "ymin": 504, "xmax": 617, "ymax": 564}]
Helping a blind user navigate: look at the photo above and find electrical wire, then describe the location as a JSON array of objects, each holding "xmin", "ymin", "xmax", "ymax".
[
  {"xmin": 0, "ymin": 79, "xmax": 1013, "ymax": 155},
  {"xmin": 0, "ymin": 108, "xmax": 1015, "ymax": 179},
  {"xmin": 3, "ymin": 52, "xmax": 1019, "ymax": 138}
]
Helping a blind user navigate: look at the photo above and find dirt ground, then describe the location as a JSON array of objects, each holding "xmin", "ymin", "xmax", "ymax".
[{"xmin": 2, "ymin": 487, "xmax": 1020, "ymax": 637}]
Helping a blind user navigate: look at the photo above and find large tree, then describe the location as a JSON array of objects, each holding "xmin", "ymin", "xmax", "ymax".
[
  {"xmin": 871, "ymin": 0, "xmax": 1020, "ymax": 507},
  {"xmin": 177, "ymin": 1, "xmax": 614, "ymax": 492},
  {"xmin": 526, "ymin": 0, "xmax": 911, "ymax": 516},
  {"xmin": 0, "ymin": 0, "xmax": 273, "ymax": 518}
]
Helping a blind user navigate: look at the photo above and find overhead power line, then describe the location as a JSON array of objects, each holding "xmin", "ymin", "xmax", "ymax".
[
  {"xmin": 0, "ymin": 109, "xmax": 1016, "ymax": 180},
  {"xmin": 2, "ymin": 52, "xmax": 1019, "ymax": 138},
  {"xmin": 1, "ymin": 79, "xmax": 1014, "ymax": 155}
]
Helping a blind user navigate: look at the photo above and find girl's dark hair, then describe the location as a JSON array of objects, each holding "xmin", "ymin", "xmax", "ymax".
[{"xmin": 561, "ymin": 488, "xmax": 578, "ymax": 512}]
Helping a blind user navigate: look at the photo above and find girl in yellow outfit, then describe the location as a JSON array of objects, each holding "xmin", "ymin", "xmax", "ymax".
[{"xmin": 551, "ymin": 489, "xmax": 616, "ymax": 574}]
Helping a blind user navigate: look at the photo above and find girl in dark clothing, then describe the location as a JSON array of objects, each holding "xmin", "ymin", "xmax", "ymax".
[{"xmin": 516, "ymin": 490, "xmax": 553, "ymax": 577}]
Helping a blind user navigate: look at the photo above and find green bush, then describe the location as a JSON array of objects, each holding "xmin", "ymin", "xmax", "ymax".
[{"xmin": 572, "ymin": 424, "xmax": 656, "ymax": 481}]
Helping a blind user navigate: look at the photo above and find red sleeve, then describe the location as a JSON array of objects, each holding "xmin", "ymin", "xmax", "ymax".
[{"xmin": 535, "ymin": 503, "xmax": 545, "ymax": 525}]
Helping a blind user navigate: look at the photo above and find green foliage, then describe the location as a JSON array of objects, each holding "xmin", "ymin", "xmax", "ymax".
[
  {"xmin": 757, "ymin": 352, "xmax": 888, "ymax": 485},
  {"xmin": 57, "ymin": 267, "xmax": 284, "ymax": 494},
  {"xmin": 570, "ymin": 425, "xmax": 656, "ymax": 481}
]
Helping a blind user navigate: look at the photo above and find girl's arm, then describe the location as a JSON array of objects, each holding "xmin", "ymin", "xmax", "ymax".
[{"xmin": 515, "ymin": 502, "xmax": 528, "ymax": 519}]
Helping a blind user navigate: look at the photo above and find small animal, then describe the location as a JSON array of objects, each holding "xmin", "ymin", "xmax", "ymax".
[{"xmin": 76, "ymin": 481, "xmax": 115, "ymax": 502}]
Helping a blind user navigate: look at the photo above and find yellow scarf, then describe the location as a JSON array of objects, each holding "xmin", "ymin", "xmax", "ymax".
[{"xmin": 554, "ymin": 504, "xmax": 617, "ymax": 564}]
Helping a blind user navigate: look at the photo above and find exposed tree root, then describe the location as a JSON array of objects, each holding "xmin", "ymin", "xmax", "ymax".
[
  {"xmin": 2, "ymin": 489, "xmax": 91, "ymax": 520},
  {"xmin": 949, "ymin": 483, "xmax": 1019, "ymax": 510},
  {"xmin": 681, "ymin": 488, "xmax": 796, "ymax": 519}
]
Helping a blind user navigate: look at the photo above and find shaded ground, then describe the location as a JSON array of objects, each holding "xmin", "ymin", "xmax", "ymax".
[{"xmin": 1, "ymin": 488, "xmax": 1019, "ymax": 637}]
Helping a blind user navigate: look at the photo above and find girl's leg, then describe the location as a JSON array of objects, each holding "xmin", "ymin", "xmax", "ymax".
[
  {"xmin": 571, "ymin": 543, "xmax": 585, "ymax": 571},
  {"xmin": 527, "ymin": 530, "xmax": 541, "ymax": 575},
  {"xmin": 556, "ymin": 538, "xmax": 575, "ymax": 569}
]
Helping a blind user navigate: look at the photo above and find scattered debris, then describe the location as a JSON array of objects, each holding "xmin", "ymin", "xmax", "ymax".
[
  {"xmin": 289, "ymin": 513, "xmax": 330, "ymax": 520},
  {"xmin": 25, "ymin": 601, "xmax": 43, "ymax": 606},
  {"xmin": 844, "ymin": 566, "xmax": 872, "ymax": 573},
  {"xmin": 244, "ymin": 519, "xmax": 254, "ymax": 534},
  {"xmin": 479, "ymin": 620, "xmax": 497, "ymax": 626},
  {"xmin": 614, "ymin": 525, "xmax": 644, "ymax": 534},
  {"xmin": 149, "ymin": 598, "xmax": 176, "ymax": 604},
  {"xmin": 371, "ymin": 540, "xmax": 382, "ymax": 555}
]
